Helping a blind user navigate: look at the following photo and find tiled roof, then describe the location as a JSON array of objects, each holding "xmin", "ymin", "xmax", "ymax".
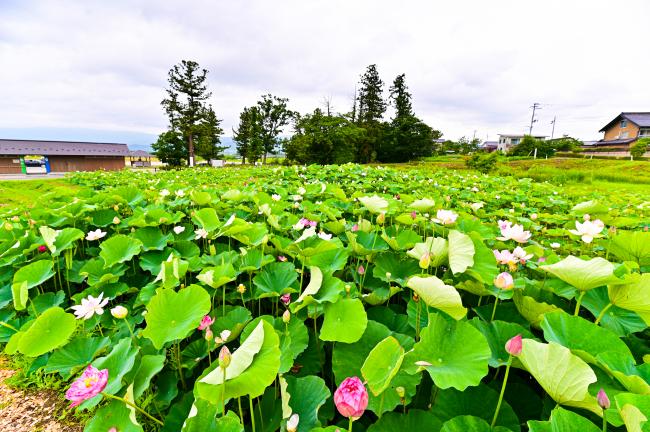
[
  {"xmin": 129, "ymin": 150, "xmax": 153, "ymax": 157},
  {"xmin": 0, "ymin": 139, "xmax": 130, "ymax": 156},
  {"xmin": 599, "ymin": 112, "xmax": 650, "ymax": 132},
  {"xmin": 593, "ymin": 138, "xmax": 637, "ymax": 146}
]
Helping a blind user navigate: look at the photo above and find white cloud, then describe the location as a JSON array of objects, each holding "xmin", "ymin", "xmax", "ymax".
[{"xmin": 0, "ymin": 0, "xmax": 648, "ymax": 143}]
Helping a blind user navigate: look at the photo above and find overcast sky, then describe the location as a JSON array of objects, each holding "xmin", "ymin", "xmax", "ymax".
[{"xmin": 1, "ymin": 0, "xmax": 648, "ymax": 147}]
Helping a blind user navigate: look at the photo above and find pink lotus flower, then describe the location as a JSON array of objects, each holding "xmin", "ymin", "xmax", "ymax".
[
  {"xmin": 512, "ymin": 246, "xmax": 533, "ymax": 264},
  {"xmin": 65, "ymin": 365, "xmax": 108, "ymax": 407},
  {"xmin": 334, "ymin": 377, "xmax": 368, "ymax": 419},
  {"xmin": 280, "ymin": 293, "xmax": 291, "ymax": 306},
  {"xmin": 410, "ymin": 211, "xmax": 417, "ymax": 220},
  {"xmin": 497, "ymin": 222, "xmax": 531, "ymax": 243},
  {"xmin": 432, "ymin": 209, "xmax": 458, "ymax": 225},
  {"xmin": 198, "ymin": 315, "xmax": 214, "ymax": 331},
  {"xmin": 505, "ymin": 334, "xmax": 522, "ymax": 356},
  {"xmin": 277, "ymin": 255, "xmax": 287, "ymax": 262},
  {"xmin": 493, "ymin": 249, "xmax": 516, "ymax": 265},
  {"xmin": 357, "ymin": 265, "xmax": 365, "ymax": 275},
  {"xmin": 597, "ymin": 388, "xmax": 610, "ymax": 410},
  {"xmin": 494, "ymin": 272, "xmax": 514, "ymax": 290},
  {"xmin": 37, "ymin": 245, "xmax": 47, "ymax": 253},
  {"xmin": 351, "ymin": 224, "xmax": 359, "ymax": 232}
]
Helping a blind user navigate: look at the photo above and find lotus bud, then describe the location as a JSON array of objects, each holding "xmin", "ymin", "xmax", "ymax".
[
  {"xmin": 494, "ymin": 272, "xmax": 514, "ymax": 290},
  {"xmin": 4, "ymin": 222, "xmax": 13, "ymax": 231},
  {"xmin": 395, "ymin": 386, "xmax": 405, "ymax": 398},
  {"xmin": 205, "ymin": 328, "xmax": 214, "ymax": 341},
  {"xmin": 385, "ymin": 272, "xmax": 391, "ymax": 280},
  {"xmin": 112, "ymin": 216, "xmax": 121, "ymax": 224},
  {"xmin": 410, "ymin": 211, "xmax": 417, "ymax": 220},
  {"xmin": 113, "ymin": 204, "xmax": 119, "ymax": 211},
  {"xmin": 287, "ymin": 413, "xmax": 299, "ymax": 432},
  {"xmin": 583, "ymin": 214, "xmax": 591, "ymax": 221},
  {"xmin": 357, "ymin": 265, "xmax": 365, "ymax": 275},
  {"xmin": 351, "ymin": 223, "xmax": 359, "ymax": 232},
  {"xmin": 278, "ymin": 255, "xmax": 287, "ymax": 262},
  {"xmin": 219, "ymin": 330, "xmax": 231, "ymax": 341},
  {"xmin": 419, "ymin": 252, "xmax": 430, "ymax": 269},
  {"xmin": 209, "ymin": 244, "xmax": 216, "ymax": 255},
  {"xmin": 237, "ymin": 284, "xmax": 246, "ymax": 294},
  {"xmin": 530, "ymin": 213, "xmax": 538, "ymax": 220},
  {"xmin": 345, "ymin": 284, "xmax": 351, "ymax": 294},
  {"xmin": 597, "ymin": 389, "xmax": 610, "ymax": 410},
  {"xmin": 219, "ymin": 346, "xmax": 231, "ymax": 369},
  {"xmin": 282, "ymin": 310, "xmax": 291, "ymax": 323},
  {"xmin": 38, "ymin": 245, "xmax": 47, "ymax": 253},
  {"xmin": 280, "ymin": 293, "xmax": 291, "ymax": 305},
  {"xmin": 376, "ymin": 212, "xmax": 385, "ymax": 225},
  {"xmin": 110, "ymin": 305, "xmax": 128, "ymax": 319},
  {"xmin": 11, "ymin": 216, "xmax": 19, "ymax": 222},
  {"xmin": 505, "ymin": 334, "xmax": 522, "ymax": 356}
]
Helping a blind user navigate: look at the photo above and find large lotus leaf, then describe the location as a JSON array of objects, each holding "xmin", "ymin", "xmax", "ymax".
[
  {"xmin": 181, "ymin": 397, "xmax": 219, "ymax": 431},
  {"xmin": 80, "ymin": 257, "xmax": 127, "ymax": 287},
  {"xmin": 294, "ymin": 266, "xmax": 324, "ymax": 305},
  {"xmin": 141, "ymin": 285, "xmax": 211, "ymax": 349},
  {"xmin": 192, "ymin": 208, "xmax": 220, "ymax": 232},
  {"xmin": 190, "ymin": 190, "xmax": 212, "ymax": 206},
  {"xmin": 382, "ymin": 227, "xmax": 422, "ymax": 251},
  {"xmin": 273, "ymin": 316, "xmax": 309, "ymax": 374},
  {"xmin": 133, "ymin": 354, "xmax": 166, "ymax": 399},
  {"xmin": 609, "ymin": 231, "xmax": 650, "ymax": 267},
  {"xmin": 133, "ymin": 227, "xmax": 172, "ymax": 251},
  {"xmin": 518, "ymin": 339, "xmax": 597, "ymax": 409},
  {"xmin": 320, "ymin": 298, "xmax": 368, "ymax": 343},
  {"xmin": 84, "ymin": 399, "xmax": 143, "ymax": 432},
  {"xmin": 431, "ymin": 385, "xmax": 520, "ymax": 432},
  {"xmin": 113, "ymin": 186, "xmax": 145, "ymax": 207},
  {"xmin": 17, "ymin": 307, "xmax": 76, "ymax": 357},
  {"xmin": 540, "ymin": 256, "xmax": 623, "ymax": 292},
  {"xmin": 99, "ymin": 234, "xmax": 143, "ymax": 268},
  {"xmin": 596, "ymin": 351, "xmax": 650, "ymax": 395},
  {"xmin": 44, "ymin": 336, "xmax": 110, "ymax": 379},
  {"xmin": 373, "ymin": 252, "xmax": 421, "ymax": 287},
  {"xmin": 608, "ymin": 273, "xmax": 650, "ymax": 325},
  {"xmin": 406, "ymin": 237, "xmax": 448, "ymax": 268},
  {"xmin": 359, "ymin": 195, "xmax": 388, "ymax": 214},
  {"xmin": 238, "ymin": 249, "xmax": 274, "ymax": 272},
  {"xmin": 404, "ymin": 312, "xmax": 490, "ymax": 390},
  {"xmin": 513, "ymin": 290, "xmax": 560, "ymax": 329},
  {"xmin": 253, "ymin": 261, "xmax": 298, "ymax": 299},
  {"xmin": 440, "ymin": 415, "xmax": 512, "ymax": 432},
  {"xmin": 211, "ymin": 306, "xmax": 252, "ymax": 343},
  {"xmin": 12, "ymin": 259, "xmax": 54, "ymax": 310},
  {"xmin": 39, "ymin": 226, "xmax": 84, "ymax": 256},
  {"xmin": 469, "ymin": 319, "xmax": 535, "ymax": 367},
  {"xmin": 406, "ymin": 275, "xmax": 467, "ymax": 320},
  {"xmin": 196, "ymin": 263, "xmax": 237, "ymax": 289},
  {"xmin": 448, "ymin": 229, "xmax": 475, "ymax": 274},
  {"xmin": 304, "ymin": 246, "xmax": 349, "ymax": 273},
  {"xmin": 31, "ymin": 291, "xmax": 65, "ymax": 315},
  {"xmin": 292, "ymin": 272, "xmax": 344, "ymax": 313},
  {"xmin": 155, "ymin": 254, "xmax": 189, "ymax": 289},
  {"xmin": 614, "ymin": 393, "xmax": 650, "ymax": 432},
  {"xmin": 540, "ymin": 311, "xmax": 634, "ymax": 366},
  {"xmin": 332, "ymin": 321, "xmax": 420, "ymax": 416},
  {"xmin": 367, "ymin": 409, "xmax": 443, "ymax": 432},
  {"xmin": 285, "ymin": 375, "xmax": 330, "ymax": 432},
  {"xmin": 346, "ymin": 231, "xmax": 389, "ymax": 255},
  {"xmin": 527, "ymin": 406, "xmax": 601, "ymax": 432},
  {"xmin": 582, "ymin": 287, "xmax": 647, "ymax": 336},
  {"xmin": 466, "ymin": 232, "xmax": 499, "ymax": 285},
  {"xmin": 230, "ymin": 222, "xmax": 268, "ymax": 246},
  {"xmin": 195, "ymin": 320, "xmax": 280, "ymax": 400},
  {"xmin": 361, "ymin": 336, "xmax": 405, "ymax": 396}
]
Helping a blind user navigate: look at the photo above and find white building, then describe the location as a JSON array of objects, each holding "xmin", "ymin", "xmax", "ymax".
[{"xmin": 497, "ymin": 134, "xmax": 547, "ymax": 152}]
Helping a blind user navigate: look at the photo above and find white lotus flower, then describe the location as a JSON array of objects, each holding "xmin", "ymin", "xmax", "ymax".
[
  {"xmin": 432, "ymin": 209, "xmax": 458, "ymax": 225},
  {"xmin": 71, "ymin": 293, "xmax": 109, "ymax": 320},
  {"xmin": 294, "ymin": 226, "xmax": 316, "ymax": 243},
  {"xmin": 86, "ymin": 229, "xmax": 107, "ymax": 241},
  {"xmin": 173, "ymin": 226, "xmax": 185, "ymax": 235},
  {"xmin": 497, "ymin": 222, "xmax": 531, "ymax": 243},
  {"xmin": 569, "ymin": 219, "xmax": 604, "ymax": 243},
  {"xmin": 160, "ymin": 189, "xmax": 170, "ymax": 197},
  {"xmin": 318, "ymin": 231, "xmax": 332, "ymax": 241},
  {"xmin": 258, "ymin": 203, "xmax": 271, "ymax": 216},
  {"xmin": 297, "ymin": 186, "xmax": 306, "ymax": 195},
  {"xmin": 195, "ymin": 228, "xmax": 208, "ymax": 239},
  {"xmin": 175, "ymin": 189, "xmax": 185, "ymax": 197},
  {"xmin": 112, "ymin": 216, "xmax": 121, "ymax": 224},
  {"xmin": 271, "ymin": 194, "xmax": 282, "ymax": 201},
  {"xmin": 287, "ymin": 414, "xmax": 299, "ymax": 432},
  {"xmin": 292, "ymin": 195, "xmax": 303, "ymax": 201},
  {"xmin": 550, "ymin": 242, "xmax": 561, "ymax": 249}
]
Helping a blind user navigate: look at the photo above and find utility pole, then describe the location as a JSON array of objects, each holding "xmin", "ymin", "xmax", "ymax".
[
  {"xmin": 529, "ymin": 103, "xmax": 541, "ymax": 135},
  {"xmin": 550, "ymin": 116, "xmax": 556, "ymax": 139}
]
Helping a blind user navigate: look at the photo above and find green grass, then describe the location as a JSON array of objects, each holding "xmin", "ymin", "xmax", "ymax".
[{"xmin": 0, "ymin": 179, "xmax": 81, "ymax": 210}]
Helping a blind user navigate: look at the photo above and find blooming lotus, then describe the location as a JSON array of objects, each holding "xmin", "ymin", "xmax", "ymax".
[
  {"xmin": 493, "ymin": 249, "xmax": 516, "ymax": 266},
  {"xmin": 65, "ymin": 365, "xmax": 108, "ymax": 407},
  {"xmin": 215, "ymin": 329, "xmax": 231, "ymax": 344},
  {"xmin": 470, "ymin": 202, "xmax": 484, "ymax": 211},
  {"xmin": 86, "ymin": 229, "xmax": 107, "ymax": 241},
  {"xmin": 550, "ymin": 242, "xmax": 560, "ymax": 249},
  {"xmin": 287, "ymin": 413, "xmax": 299, "ymax": 432},
  {"xmin": 175, "ymin": 189, "xmax": 185, "ymax": 197},
  {"xmin": 112, "ymin": 216, "xmax": 121, "ymax": 225},
  {"xmin": 568, "ymin": 219, "xmax": 605, "ymax": 243},
  {"xmin": 494, "ymin": 272, "xmax": 514, "ymax": 290},
  {"xmin": 173, "ymin": 226, "xmax": 185, "ymax": 235},
  {"xmin": 71, "ymin": 293, "xmax": 109, "ymax": 320},
  {"xmin": 334, "ymin": 376, "xmax": 368, "ymax": 419},
  {"xmin": 432, "ymin": 209, "xmax": 458, "ymax": 225},
  {"xmin": 195, "ymin": 228, "xmax": 208, "ymax": 239},
  {"xmin": 512, "ymin": 246, "xmax": 533, "ymax": 264},
  {"xmin": 297, "ymin": 186, "xmax": 306, "ymax": 195},
  {"xmin": 159, "ymin": 189, "xmax": 170, "ymax": 197},
  {"xmin": 294, "ymin": 226, "xmax": 316, "ymax": 243},
  {"xmin": 497, "ymin": 222, "xmax": 531, "ymax": 243},
  {"xmin": 198, "ymin": 315, "xmax": 214, "ymax": 331},
  {"xmin": 271, "ymin": 194, "xmax": 281, "ymax": 201}
]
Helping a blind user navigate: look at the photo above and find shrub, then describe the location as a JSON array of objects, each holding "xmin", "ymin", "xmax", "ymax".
[
  {"xmin": 631, "ymin": 138, "xmax": 650, "ymax": 159},
  {"xmin": 466, "ymin": 152, "xmax": 498, "ymax": 173}
]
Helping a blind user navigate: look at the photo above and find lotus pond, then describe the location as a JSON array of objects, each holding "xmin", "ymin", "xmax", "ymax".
[{"xmin": 1, "ymin": 164, "xmax": 650, "ymax": 432}]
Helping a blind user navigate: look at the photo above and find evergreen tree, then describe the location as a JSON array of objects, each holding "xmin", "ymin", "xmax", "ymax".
[
  {"xmin": 160, "ymin": 60, "xmax": 223, "ymax": 166},
  {"xmin": 194, "ymin": 105, "xmax": 226, "ymax": 161},
  {"xmin": 151, "ymin": 130, "xmax": 187, "ymax": 167},
  {"xmin": 389, "ymin": 73, "xmax": 413, "ymax": 119},
  {"xmin": 255, "ymin": 94, "xmax": 295, "ymax": 164},
  {"xmin": 233, "ymin": 106, "xmax": 264, "ymax": 164},
  {"xmin": 355, "ymin": 64, "xmax": 387, "ymax": 163}
]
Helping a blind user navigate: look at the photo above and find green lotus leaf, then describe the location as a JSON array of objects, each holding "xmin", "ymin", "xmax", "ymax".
[
  {"xmin": 80, "ymin": 257, "xmax": 127, "ymax": 287},
  {"xmin": 469, "ymin": 319, "xmax": 535, "ymax": 367},
  {"xmin": 304, "ymin": 246, "xmax": 349, "ymax": 273},
  {"xmin": 44, "ymin": 336, "xmax": 110, "ymax": 378},
  {"xmin": 39, "ymin": 226, "xmax": 84, "ymax": 256},
  {"xmin": 448, "ymin": 229, "xmax": 475, "ymax": 274},
  {"xmin": 196, "ymin": 263, "xmax": 238, "ymax": 289},
  {"xmin": 292, "ymin": 272, "xmax": 344, "ymax": 313},
  {"xmin": 409, "ymin": 198, "xmax": 436, "ymax": 211},
  {"xmin": 527, "ymin": 406, "xmax": 601, "ymax": 432},
  {"xmin": 581, "ymin": 287, "xmax": 647, "ymax": 336},
  {"xmin": 465, "ymin": 232, "xmax": 499, "ymax": 285},
  {"xmin": 406, "ymin": 275, "xmax": 467, "ymax": 320},
  {"xmin": 608, "ymin": 273, "xmax": 650, "ymax": 325},
  {"xmin": 367, "ymin": 409, "xmax": 442, "ymax": 432},
  {"xmin": 84, "ymin": 399, "xmax": 143, "ymax": 432},
  {"xmin": 238, "ymin": 249, "xmax": 274, "ymax": 272},
  {"xmin": 212, "ymin": 306, "xmax": 252, "ymax": 342},
  {"xmin": 346, "ymin": 231, "xmax": 389, "ymax": 255},
  {"xmin": 404, "ymin": 312, "xmax": 490, "ymax": 390},
  {"xmin": 359, "ymin": 195, "xmax": 389, "ymax": 214},
  {"xmin": 12, "ymin": 259, "xmax": 54, "ymax": 310},
  {"xmin": 192, "ymin": 208, "xmax": 220, "ymax": 232},
  {"xmin": 596, "ymin": 351, "xmax": 650, "ymax": 395},
  {"xmin": 155, "ymin": 254, "xmax": 189, "ymax": 289},
  {"xmin": 285, "ymin": 375, "xmax": 330, "ymax": 432},
  {"xmin": 361, "ymin": 336, "xmax": 405, "ymax": 396},
  {"xmin": 230, "ymin": 222, "xmax": 268, "ymax": 246},
  {"xmin": 373, "ymin": 252, "xmax": 421, "ymax": 287},
  {"xmin": 513, "ymin": 290, "xmax": 560, "ymax": 329},
  {"xmin": 141, "ymin": 285, "xmax": 211, "ymax": 349},
  {"xmin": 440, "ymin": 415, "xmax": 511, "ymax": 432},
  {"xmin": 133, "ymin": 354, "xmax": 166, "ymax": 399},
  {"xmin": 614, "ymin": 393, "xmax": 650, "ymax": 432},
  {"xmin": 195, "ymin": 320, "xmax": 280, "ymax": 400},
  {"xmin": 407, "ymin": 237, "xmax": 448, "ymax": 267},
  {"xmin": 17, "ymin": 306, "xmax": 76, "ymax": 357},
  {"xmin": 253, "ymin": 261, "xmax": 298, "ymax": 299},
  {"xmin": 99, "ymin": 234, "xmax": 143, "ymax": 268},
  {"xmin": 133, "ymin": 227, "xmax": 172, "ymax": 251},
  {"xmin": 540, "ymin": 256, "xmax": 623, "ymax": 292},
  {"xmin": 518, "ymin": 339, "xmax": 598, "ymax": 410},
  {"xmin": 273, "ymin": 316, "xmax": 309, "ymax": 374},
  {"xmin": 190, "ymin": 190, "xmax": 212, "ymax": 206},
  {"xmin": 320, "ymin": 298, "xmax": 368, "ymax": 343},
  {"xmin": 608, "ymin": 231, "xmax": 650, "ymax": 266},
  {"xmin": 381, "ymin": 227, "xmax": 422, "ymax": 251},
  {"xmin": 295, "ymin": 266, "xmax": 324, "ymax": 304}
]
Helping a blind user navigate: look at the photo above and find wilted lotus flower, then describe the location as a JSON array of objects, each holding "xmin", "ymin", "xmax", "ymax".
[
  {"xmin": 71, "ymin": 293, "xmax": 109, "ymax": 320},
  {"xmin": 597, "ymin": 389, "xmax": 610, "ymax": 410},
  {"xmin": 65, "ymin": 365, "xmax": 108, "ymax": 407},
  {"xmin": 568, "ymin": 219, "xmax": 605, "ymax": 243},
  {"xmin": 194, "ymin": 228, "xmax": 208, "ymax": 239},
  {"xmin": 173, "ymin": 226, "xmax": 185, "ymax": 235},
  {"xmin": 497, "ymin": 223, "xmax": 531, "ymax": 243},
  {"xmin": 280, "ymin": 293, "xmax": 291, "ymax": 305},
  {"xmin": 287, "ymin": 413, "xmax": 299, "ymax": 432},
  {"xmin": 505, "ymin": 334, "xmax": 522, "ymax": 356},
  {"xmin": 110, "ymin": 305, "xmax": 128, "ymax": 319},
  {"xmin": 197, "ymin": 315, "xmax": 214, "ymax": 331},
  {"xmin": 334, "ymin": 377, "xmax": 369, "ymax": 419},
  {"xmin": 494, "ymin": 272, "xmax": 514, "ymax": 290},
  {"xmin": 433, "ymin": 209, "xmax": 458, "ymax": 225},
  {"xmin": 86, "ymin": 229, "xmax": 107, "ymax": 241}
]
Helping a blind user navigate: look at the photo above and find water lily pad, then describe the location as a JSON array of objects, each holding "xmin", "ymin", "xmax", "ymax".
[
  {"xmin": 320, "ymin": 298, "xmax": 368, "ymax": 343},
  {"xmin": 540, "ymin": 256, "xmax": 622, "ymax": 292},
  {"xmin": 17, "ymin": 306, "xmax": 76, "ymax": 357},
  {"xmin": 406, "ymin": 275, "xmax": 467, "ymax": 320},
  {"xmin": 99, "ymin": 234, "xmax": 143, "ymax": 268}
]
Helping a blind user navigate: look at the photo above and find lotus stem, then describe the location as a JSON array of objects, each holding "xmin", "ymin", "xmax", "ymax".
[
  {"xmin": 249, "ymin": 396, "xmax": 256, "ymax": 432},
  {"xmin": 416, "ymin": 300, "xmax": 421, "ymax": 341},
  {"xmin": 0, "ymin": 321, "xmax": 18, "ymax": 332},
  {"xmin": 595, "ymin": 303, "xmax": 613, "ymax": 326},
  {"xmin": 222, "ymin": 285, "xmax": 226, "ymax": 316},
  {"xmin": 491, "ymin": 356, "xmax": 512, "ymax": 428},
  {"xmin": 175, "ymin": 341, "xmax": 186, "ymax": 390},
  {"xmin": 238, "ymin": 397, "xmax": 243, "ymax": 423},
  {"xmin": 490, "ymin": 297, "xmax": 499, "ymax": 321},
  {"xmin": 348, "ymin": 416, "xmax": 354, "ymax": 432},
  {"xmin": 101, "ymin": 392, "xmax": 163, "ymax": 426},
  {"xmin": 602, "ymin": 411, "xmax": 607, "ymax": 432},
  {"xmin": 125, "ymin": 320, "xmax": 136, "ymax": 344},
  {"xmin": 221, "ymin": 367, "xmax": 226, "ymax": 417},
  {"xmin": 574, "ymin": 291, "xmax": 586, "ymax": 316}
]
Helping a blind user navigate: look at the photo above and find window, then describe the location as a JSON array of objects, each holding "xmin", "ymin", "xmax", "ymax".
[
  {"xmin": 620, "ymin": 131, "xmax": 629, "ymax": 139},
  {"xmin": 621, "ymin": 119, "xmax": 628, "ymax": 128},
  {"xmin": 512, "ymin": 138, "xmax": 520, "ymax": 145},
  {"xmin": 639, "ymin": 128, "xmax": 650, "ymax": 137}
]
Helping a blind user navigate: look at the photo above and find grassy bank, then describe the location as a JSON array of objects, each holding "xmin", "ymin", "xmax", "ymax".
[{"xmin": 0, "ymin": 179, "xmax": 82, "ymax": 210}]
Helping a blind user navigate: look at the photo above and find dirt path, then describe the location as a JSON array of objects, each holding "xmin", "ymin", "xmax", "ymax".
[{"xmin": 0, "ymin": 369, "xmax": 83, "ymax": 432}]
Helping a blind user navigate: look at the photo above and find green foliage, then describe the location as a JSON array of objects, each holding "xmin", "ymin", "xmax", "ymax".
[
  {"xmin": 508, "ymin": 135, "xmax": 555, "ymax": 158},
  {"xmin": 631, "ymin": 137, "xmax": 650, "ymax": 159},
  {"xmin": 466, "ymin": 152, "xmax": 499, "ymax": 173},
  {"xmin": 436, "ymin": 137, "xmax": 480, "ymax": 155},
  {"xmin": 152, "ymin": 130, "xmax": 187, "ymax": 167}
]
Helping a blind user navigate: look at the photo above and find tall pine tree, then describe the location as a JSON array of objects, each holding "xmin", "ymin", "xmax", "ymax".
[
  {"xmin": 233, "ymin": 106, "xmax": 264, "ymax": 164},
  {"xmin": 355, "ymin": 64, "xmax": 387, "ymax": 162},
  {"xmin": 255, "ymin": 94, "xmax": 295, "ymax": 164}
]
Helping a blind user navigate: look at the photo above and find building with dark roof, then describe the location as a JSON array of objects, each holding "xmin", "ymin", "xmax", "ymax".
[
  {"xmin": 0, "ymin": 139, "xmax": 129, "ymax": 174},
  {"xmin": 594, "ymin": 112, "xmax": 650, "ymax": 149}
]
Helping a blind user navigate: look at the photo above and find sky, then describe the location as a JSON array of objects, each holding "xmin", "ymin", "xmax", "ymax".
[{"xmin": 1, "ymin": 0, "xmax": 649, "ymax": 149}]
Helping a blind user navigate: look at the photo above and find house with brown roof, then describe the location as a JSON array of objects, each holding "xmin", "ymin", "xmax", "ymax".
[
  {"xmin": 0, "ymin": 139, "xmax": 129, "ymax": 174},
  {"xmin": 596, "ymin": 112, "xmax": 650, "ymax": 149}
]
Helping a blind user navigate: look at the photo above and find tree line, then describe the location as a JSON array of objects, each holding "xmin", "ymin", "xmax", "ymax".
[{"xmin": 152, "ymin": 61, "xmax": 443, "ymax": 166}]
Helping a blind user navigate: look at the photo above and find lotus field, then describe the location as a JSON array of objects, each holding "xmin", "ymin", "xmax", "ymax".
[{"xmin": 2, "ymin": 164, "xmax": 650, "ymax": 432}]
